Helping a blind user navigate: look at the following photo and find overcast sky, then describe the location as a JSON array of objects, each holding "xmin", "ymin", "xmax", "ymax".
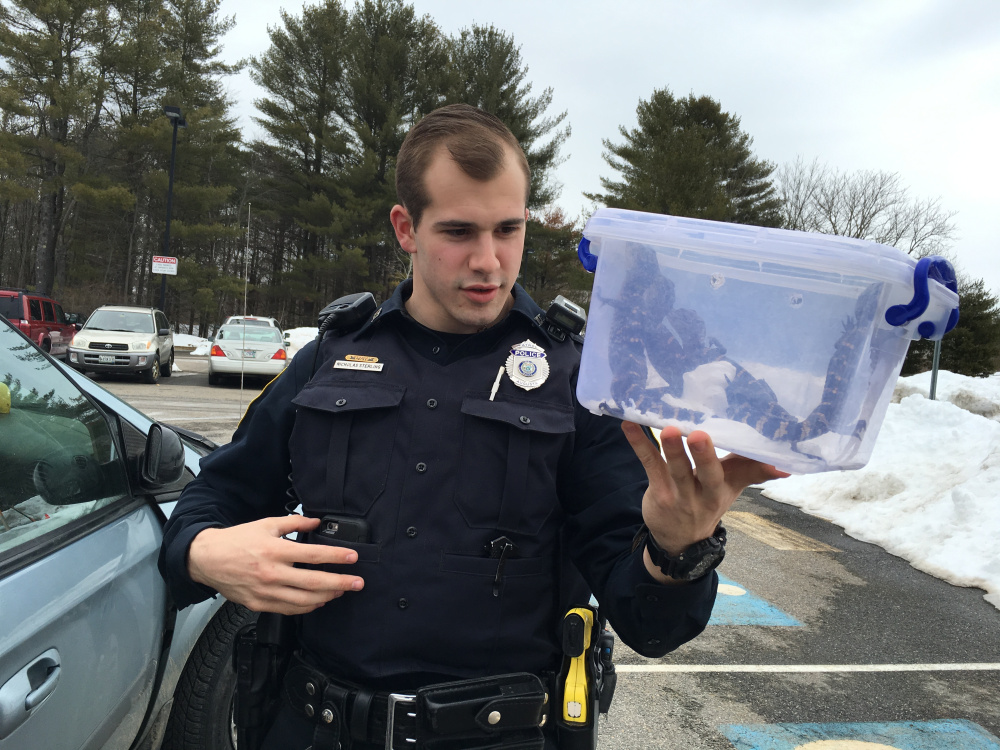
[{"xmin": 216, "ymin": 0, "xmax": 1000, "ymax": 297}]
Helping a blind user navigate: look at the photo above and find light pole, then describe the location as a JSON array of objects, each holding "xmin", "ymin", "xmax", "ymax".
[{"xmin": 161, "ymin": 105, "xmax": 186, "ymax": 312}]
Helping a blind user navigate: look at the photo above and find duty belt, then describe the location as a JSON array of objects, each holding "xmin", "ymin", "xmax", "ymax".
[{"xmin": 283, "ymin": 653, "xmax": 550, "ymax": 750}]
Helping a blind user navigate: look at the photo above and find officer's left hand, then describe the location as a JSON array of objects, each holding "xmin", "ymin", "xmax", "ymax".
[{"xmin": 621, "ymin": 423, "xmax": 790, "ymax": 583}]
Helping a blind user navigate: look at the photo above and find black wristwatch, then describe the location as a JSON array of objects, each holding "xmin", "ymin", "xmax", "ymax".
[{"xmin": 631, "ymin": 523, "xmax": 727, "ymax": 581}]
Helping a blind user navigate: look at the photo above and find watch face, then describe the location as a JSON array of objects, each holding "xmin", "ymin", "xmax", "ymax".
[
  {"xmin": 647, "ymin": 525, "xmax": 727, "ymax": 581},
  {"xmin": 681, "ymin": 548, "xmax": 726, "ymax": 580}
]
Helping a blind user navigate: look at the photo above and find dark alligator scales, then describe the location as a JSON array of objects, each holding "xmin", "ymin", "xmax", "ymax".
[{"xmin": 598, "ymin": 246, "xmax": 880, "ymax": 459}]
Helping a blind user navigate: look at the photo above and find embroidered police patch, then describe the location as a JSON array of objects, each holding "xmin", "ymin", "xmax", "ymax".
[{"xmin": 505, "ymin": 340, "xmax": 549, "ymax": 390}]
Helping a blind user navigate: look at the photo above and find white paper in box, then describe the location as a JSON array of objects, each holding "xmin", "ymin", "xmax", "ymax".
[{"xmin": 576, "ymin": 209, "xmax": 959, "ymax": 474}]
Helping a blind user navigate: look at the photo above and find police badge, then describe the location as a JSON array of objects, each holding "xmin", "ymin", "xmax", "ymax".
[{"xmin": 505, "ymin": 339, "xmax": 549, "ymax": 390}]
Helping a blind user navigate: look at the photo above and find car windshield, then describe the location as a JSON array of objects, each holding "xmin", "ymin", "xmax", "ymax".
[
  {"xmin": 216, "ymin": 326, "xmax": 282, "ymax": 343},
  {"xmin": 85, "ymin": 309, "xmax": 155, "ymax": 333}
]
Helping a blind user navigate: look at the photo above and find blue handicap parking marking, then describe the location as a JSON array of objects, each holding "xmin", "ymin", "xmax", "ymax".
[
  {"xmin": 718, "ymin": 719, "xmax": 1000, "ymax": 749},
  {"xmin": 709, "ymin": 574, "xmax": 802, "ymax": 627}
]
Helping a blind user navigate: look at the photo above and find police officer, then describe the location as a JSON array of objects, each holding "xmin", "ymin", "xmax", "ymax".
[{"xmin": 159, "ymin": 104, "xmax": 787, "ymax": 750}]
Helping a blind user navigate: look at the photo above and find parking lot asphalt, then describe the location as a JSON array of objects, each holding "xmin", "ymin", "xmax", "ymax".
[
  {"xmin": 96, "ymin": 349, "xmax": 264, "ymax": 445},
  {"xmin": 98, "ymin": 356, "xmax": 1000, "ymax": 749},
  {"xmin": 596, "ymin": 489, "xmax": 1000, "ymax": 748}
]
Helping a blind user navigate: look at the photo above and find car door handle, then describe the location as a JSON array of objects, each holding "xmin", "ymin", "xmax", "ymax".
[{"xmin": 0, "ymin": 648, "xmax": 61, "ymax": 739}]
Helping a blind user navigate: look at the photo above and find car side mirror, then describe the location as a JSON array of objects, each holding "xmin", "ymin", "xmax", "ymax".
[
  {"xmin": 141, "ymin": 424, "xmax": 186, "ymax": 487},
  {"xmin": 33, "ymin": 452, "xmax": 102, "ymax": 505},
  {"xmin": 158, "ymin": 328, "xmax": 170, "ymax": 336}
]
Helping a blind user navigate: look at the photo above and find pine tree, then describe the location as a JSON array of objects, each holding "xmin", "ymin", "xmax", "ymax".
[
  {"xmin": 521, "ymin": 208, "xmax": 591, "ymax": 310},
  {"xmin": 342, "ymin": 0, "xmax": 447, "ymax": 297},
  {"xmin": 145, "ymin": 0, "xmax": 243, "ymax": 318},
  {"xmin": 0, "ymin": 0, "xmax": 114, "ymax": 293},
  {"xmin": 248, "ymin": 0, "xmax": 357, "ymax": 319},
  {"xmin": 902, "ymin": 277, "xmax": 1000, "ymax": 378},
  {"xmin": 447, "ymin": 24, "xmax": 568, "ymax": 210},
  {"xmin": 160, "ymin": 0, "xmax": 240, "ymax": 108},
  {"xmin": 589, "ymin": 88, "xmax": 781, "ymax": 226}
]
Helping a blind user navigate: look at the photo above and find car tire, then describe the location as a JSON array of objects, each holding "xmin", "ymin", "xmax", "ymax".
[
  {"xmin": 162, "ymin": 348, "xmax": 174, "ymax": 378},
  {"xmin": 144, "ymin": 355, "xmax": 160, "ymax": 384},
  {"xmin": 208, "ymin": 370, "xmax": 221, "ymax": 386},
  {"xmin": 162, "ymin": 602, "xmax": 256, "ymax": 750}
]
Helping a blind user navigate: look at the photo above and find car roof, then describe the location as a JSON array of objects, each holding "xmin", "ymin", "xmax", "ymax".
[
  {"xmin": 94, "ymin": 305, "xmax": 159, "ymax": 314},
  {"xmin": 0, "ymin": 288, "xmax": 57, "ymax": 300}
]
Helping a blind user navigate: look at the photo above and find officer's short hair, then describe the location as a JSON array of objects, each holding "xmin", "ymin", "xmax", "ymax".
[{"xmin": 396, "ymin": 104, "xmax": 530, "ymax": 229}]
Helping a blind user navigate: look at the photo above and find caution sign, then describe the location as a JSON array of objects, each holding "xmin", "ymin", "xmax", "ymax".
[{"xmin": 152, "ymin": 255, "xmax": 178, "ymax": 275}]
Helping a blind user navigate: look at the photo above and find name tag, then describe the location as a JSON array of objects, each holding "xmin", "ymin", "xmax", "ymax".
[{"xmin": 334, "ymin": 360, "xmax": 384, "ymax": 372}]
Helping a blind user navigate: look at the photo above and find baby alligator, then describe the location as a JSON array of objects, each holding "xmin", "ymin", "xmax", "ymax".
[{"xmin": 598, "ymin": 245, "xmax": 880, "ymax": 456}]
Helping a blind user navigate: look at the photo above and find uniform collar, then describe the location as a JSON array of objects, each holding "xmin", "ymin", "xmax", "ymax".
[
  {"xmin": 356, "ymin": 280, "xmax": 553, "ymax": 360},
  {"xmin": 361, "ymin": 279, "xmax": 545, "ymax": 334}
]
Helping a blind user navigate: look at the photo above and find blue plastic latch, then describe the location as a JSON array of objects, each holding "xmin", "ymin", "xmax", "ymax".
[
  {"xmin": 577, "ymin": 237, "xmax": 597, "ymax": 273},
  {"xmin": 884, "ymin": 255, "xmax": 959, "ymax": 339}
]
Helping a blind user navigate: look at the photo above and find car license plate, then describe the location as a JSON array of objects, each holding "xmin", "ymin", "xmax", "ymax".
[
  {"xmin": 99, "ymin": 354, "xmax": 116, "ymax": 364},
  {"xmin": 243, "ymin": 350, "xmax": 256, "ymax": 358}
]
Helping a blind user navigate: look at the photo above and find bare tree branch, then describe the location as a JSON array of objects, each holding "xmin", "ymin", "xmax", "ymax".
[{"xmin": 777, "ymin": 158, "xmax": 956, "ymax": 257}]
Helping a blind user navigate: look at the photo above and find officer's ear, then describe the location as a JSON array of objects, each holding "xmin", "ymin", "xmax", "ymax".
[{"xmin": 390, "ymin": 204, "xmax": 417, "ymax": 255}]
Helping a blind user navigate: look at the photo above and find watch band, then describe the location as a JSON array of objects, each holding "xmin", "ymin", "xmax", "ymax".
[{"xmin": 631, "ymin": 523, "xmax": 727, "ymax": 581}]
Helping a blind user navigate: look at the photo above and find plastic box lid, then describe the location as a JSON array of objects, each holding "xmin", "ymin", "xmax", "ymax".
[{"xmin": 581, "ymin": 211, "xmax": 924, "ymax": 287}]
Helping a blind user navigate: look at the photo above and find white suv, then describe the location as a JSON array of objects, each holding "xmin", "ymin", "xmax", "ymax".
[{"xmin": 68, "ymin": 305, "xmax": 174, "ymax": 383}]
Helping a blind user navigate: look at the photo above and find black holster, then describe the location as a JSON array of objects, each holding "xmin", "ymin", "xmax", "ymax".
[
  {"xmin": 233, "ymin": 611, "xmax": 296, "ymax": 750},
  {"xmin": 554, "ymin": 607, "xmax": 617, "ymax": 750}
]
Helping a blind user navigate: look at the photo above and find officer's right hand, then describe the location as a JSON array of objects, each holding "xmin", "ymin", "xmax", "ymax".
[{"xmin": 187, "ymin": 515, "xmax": 365, "ymax": 615}]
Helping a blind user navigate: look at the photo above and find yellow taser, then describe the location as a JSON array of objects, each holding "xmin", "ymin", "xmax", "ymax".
[{"xmin": 561, "ymin": 607, "xmax": 594, "ymax": 724}]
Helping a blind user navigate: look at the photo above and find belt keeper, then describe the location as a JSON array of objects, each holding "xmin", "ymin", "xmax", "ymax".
[
  {"xmin": 350, "ymin": 687, "xmax": 375, "ymax": 743},
  {"xmin": 311, "ymin": 681, "xmax": 349, "ymax": 750}
]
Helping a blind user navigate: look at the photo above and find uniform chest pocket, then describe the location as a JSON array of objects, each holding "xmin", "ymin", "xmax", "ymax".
[
  {"xmin": 290, "ymin": 381, "xmax": 405, "ymax": 515},
  {"xmin": 456, "ymin": 394, "xmax": 575, "ymax": 535}
]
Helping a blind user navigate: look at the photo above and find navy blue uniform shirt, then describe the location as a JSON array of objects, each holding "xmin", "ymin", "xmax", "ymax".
[{"xmin": 159, "ymin": 281, "xmax": 717, "ymax": 689}]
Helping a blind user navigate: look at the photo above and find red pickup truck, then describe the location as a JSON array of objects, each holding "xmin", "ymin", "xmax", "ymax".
[{"xmin": 0, "ymin": 287, "xmax": 81, "ymax": 358}]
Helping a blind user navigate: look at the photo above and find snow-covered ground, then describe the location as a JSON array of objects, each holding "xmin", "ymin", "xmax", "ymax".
[
  {"xmin": 760, "ymin": 370, "xmax": 1000, "ymax": 611},
  {"xmin": 173, "ymin": 332, "xmax": 212, "ymax": 355},
  {"xmin": 172, "ymin": 330, "xmax": 1000, "ymax": 611}
]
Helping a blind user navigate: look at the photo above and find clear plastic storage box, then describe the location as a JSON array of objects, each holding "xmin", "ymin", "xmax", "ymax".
[{"xmin": 576, "ymin": 209, "xmax": 959, "ymax": 474}]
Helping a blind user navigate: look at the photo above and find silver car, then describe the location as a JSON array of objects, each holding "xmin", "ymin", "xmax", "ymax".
[
  {"xmin": 68, "ymin": 305, "xmax": 174, "ymax": 383},
  {"xmin": 208, "ymin": 324, "xmax": 288, "ymax": 385},
  {"xmin": 0, "ymin": 316, "xmax": 251, "ymax": 750},
  {"xmin": 222, "ymin": 314, "xmax": 279, "ymax": 329}
]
